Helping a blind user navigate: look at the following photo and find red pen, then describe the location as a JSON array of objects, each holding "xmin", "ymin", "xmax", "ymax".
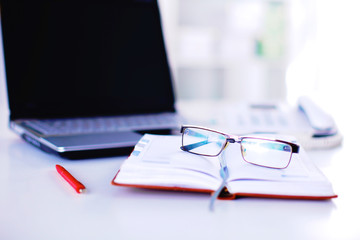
[{"xmin": 56, "ymin": 165, "xmax": 86, "ymax": 193}]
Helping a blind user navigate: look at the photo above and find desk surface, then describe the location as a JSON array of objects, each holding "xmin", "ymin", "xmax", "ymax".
[{"xmin": 0, "ymin": 99, "xmax": 360, "ymax": 240}]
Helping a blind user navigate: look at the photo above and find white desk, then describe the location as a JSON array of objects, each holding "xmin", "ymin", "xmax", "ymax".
[{"xmin": 0, "ymin": 99, "xmax": 360, "ymax": 240}]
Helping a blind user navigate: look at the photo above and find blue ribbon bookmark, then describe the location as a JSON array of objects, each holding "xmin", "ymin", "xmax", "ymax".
[{"xmin": 209, "ymin": 152, "xmax": 229, "ymax": 211}]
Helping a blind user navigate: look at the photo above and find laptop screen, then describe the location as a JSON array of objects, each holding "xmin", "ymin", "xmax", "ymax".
[{"xmin": 1, "ymin": 0, "xmax": 175, "ymax": 120}]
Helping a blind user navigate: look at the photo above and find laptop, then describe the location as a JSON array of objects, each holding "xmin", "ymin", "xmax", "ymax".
[{"xmin": 0, "ymin": 0, "xmax": 180, "ymax": 159}]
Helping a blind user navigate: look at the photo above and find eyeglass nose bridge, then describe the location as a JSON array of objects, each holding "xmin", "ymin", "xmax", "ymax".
[
  {"xmin": 221, "ymin": 138, "xmax": 238, "ymax": 155},
  {"xmin": 226, "ymin": 138, "xmax": 236, "ymax": 143},
  {"xmin": 225, "ymin": 133, "xmax": 240, "ymax": 144}
]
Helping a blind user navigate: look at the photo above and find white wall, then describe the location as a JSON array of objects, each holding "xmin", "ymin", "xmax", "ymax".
[{"xmin": 159, "ymin": 0, "xmax": 317, "ymax": 102}]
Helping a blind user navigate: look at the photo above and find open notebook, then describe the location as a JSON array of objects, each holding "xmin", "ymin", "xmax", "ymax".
[{"xmin": 112, "ymin": 134, "xmax": 337, "ymax": 200}]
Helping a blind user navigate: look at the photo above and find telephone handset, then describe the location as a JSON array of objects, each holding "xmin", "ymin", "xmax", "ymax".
[{"xmin": 298, "ymin": 96, "xmax": 336, "ymax": 134}]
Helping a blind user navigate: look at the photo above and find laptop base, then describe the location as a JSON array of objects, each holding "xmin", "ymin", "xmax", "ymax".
[{"xmin": 22, "ymin": 129, "xmax": 173, "ymax": 160}]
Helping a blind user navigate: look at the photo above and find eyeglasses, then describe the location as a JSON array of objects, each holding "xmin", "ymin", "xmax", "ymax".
[{"xmin": 180, "ymin": 125, "xmax": 300, "ymax": 169}]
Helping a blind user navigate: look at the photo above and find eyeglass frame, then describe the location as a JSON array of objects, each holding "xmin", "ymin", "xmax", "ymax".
[{"xmin": 180, "ymin": 125, "xmax": 300, "ymax": 169}]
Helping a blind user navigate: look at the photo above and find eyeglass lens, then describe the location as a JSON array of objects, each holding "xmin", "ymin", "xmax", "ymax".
[
  {"xmin": 182, "ymin": 127, "xmax": 227, "ymax": 156},
  {"xmin": 240, "ymin": 138, "xmax": 293, "ymax": 169}
]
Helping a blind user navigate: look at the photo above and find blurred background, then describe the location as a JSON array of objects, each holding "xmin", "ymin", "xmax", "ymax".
[
  {"xmin": 158, "ymin": 0, "xmax": 360, "ymax": 108},
  {"xmin": 1, "ymin": 0, "xmax": 359, "ymax": 126}
]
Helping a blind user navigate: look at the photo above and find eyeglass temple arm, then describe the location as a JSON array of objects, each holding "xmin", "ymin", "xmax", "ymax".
[
  {"xmin": 181, "ymin": 140, "xmax": 209, "ymax": 151},
  {"xmin": 255, "ymin": 141, "xmax": 300, "ymax": 153}
]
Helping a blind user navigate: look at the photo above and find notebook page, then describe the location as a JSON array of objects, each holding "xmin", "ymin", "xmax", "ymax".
[
  {"xmin": 113, "ymin": 135, "xmax": 222, "ymax": 191},
  {"xmin": 224, "ymin": 143, "xmax": 335, "ymax": 197}
]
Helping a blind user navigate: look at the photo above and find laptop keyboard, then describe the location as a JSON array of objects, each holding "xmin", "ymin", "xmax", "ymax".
[{"xmin": 23, "ymin": 113, "xmax": 180, "ymax": 135}]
